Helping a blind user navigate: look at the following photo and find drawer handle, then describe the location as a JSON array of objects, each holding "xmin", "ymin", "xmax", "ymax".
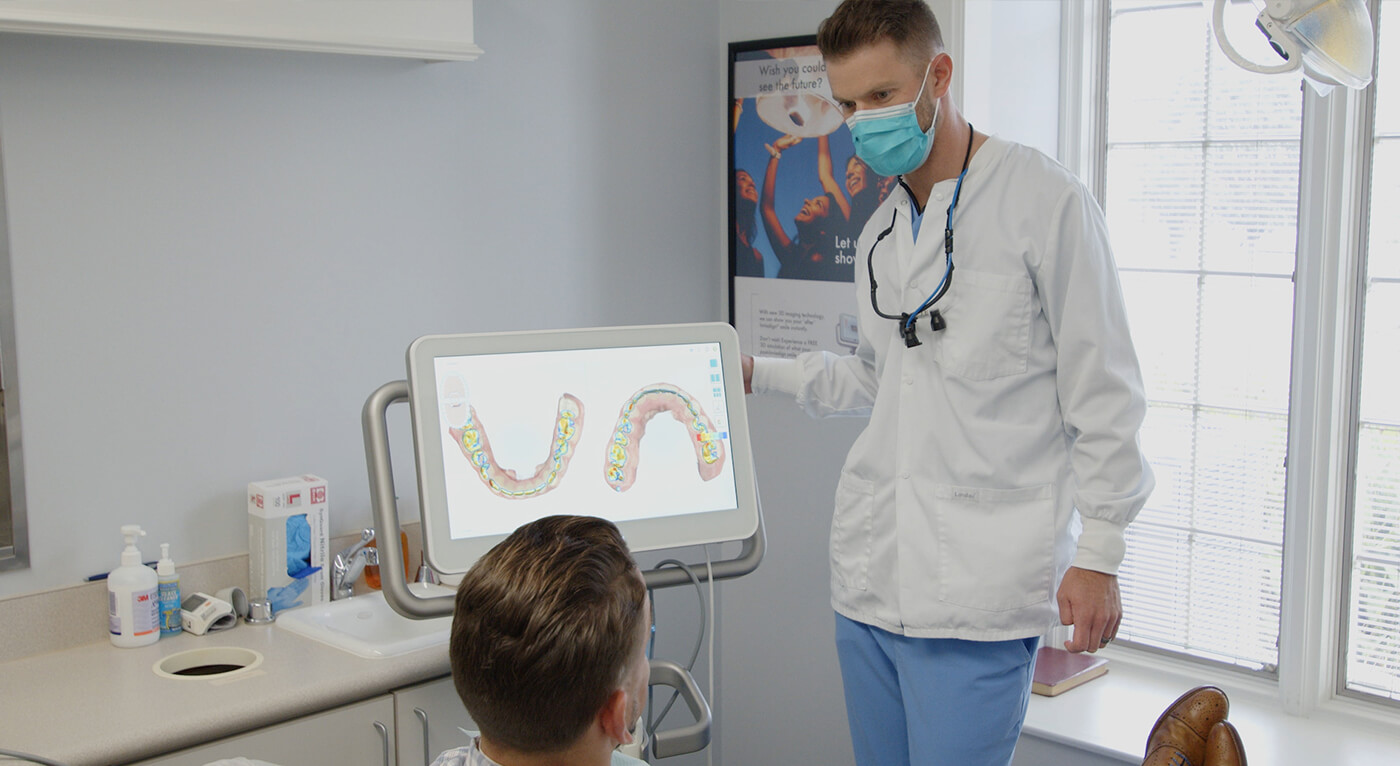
[
  {"xmin": 414, "ymin": 707, "xmax": 430, "ymax": 766},
  {"xmin": 374, "ymin": 720, "xmax": 390, "ymax": 766}
]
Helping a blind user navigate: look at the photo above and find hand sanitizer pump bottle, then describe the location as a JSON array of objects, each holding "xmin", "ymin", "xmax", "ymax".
[{"xmin": 108, "ymin": 525, "xmax": 160, "ymax": 648}]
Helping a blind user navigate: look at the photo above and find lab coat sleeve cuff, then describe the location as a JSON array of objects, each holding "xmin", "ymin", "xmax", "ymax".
[
  {"xmin": 751, "ymin": 356, "xmax": 802, "ymax": 397},
  {"xmin": 1071, "ymin": 516, "xmax": 1128, "ymax": 575}
]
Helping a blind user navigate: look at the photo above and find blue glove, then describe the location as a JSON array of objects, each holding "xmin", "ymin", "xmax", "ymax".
[
  {"xmin": 266, "ymin": 576, "xmax": 311, "ymax": 614},
  {"xmin": 286, "ymin": 514, "xmax": 312, "ymax": 577}
]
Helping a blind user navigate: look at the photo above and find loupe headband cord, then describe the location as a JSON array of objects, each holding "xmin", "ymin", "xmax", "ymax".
[
  {"xmin": 866, "ymin": 210, "xmax": 902, "ymax": 321},
  {"xmin": 866, "ymin": 123, "xmax": 975, "ymax": 341},
  {"xmin": 904, "ymin": 123, "xmax": 973, "ymax": 333}
]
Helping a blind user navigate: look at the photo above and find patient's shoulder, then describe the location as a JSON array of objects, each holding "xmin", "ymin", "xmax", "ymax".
[{"xmin": 429, "ymin": 746, "xmax": 479, "ymax": 766}]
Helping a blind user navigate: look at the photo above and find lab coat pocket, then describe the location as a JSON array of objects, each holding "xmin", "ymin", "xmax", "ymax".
[
  {"xmin": 934, "ymin": 269, "xmax": 1033, "ymax": 381},
  {"xmin": 831, "ymin": 474, "xmax": 875, "ymax": 591},
  {"xmin": 936, "ymin": 483, "xmax": 1055, "ymax": 612}
]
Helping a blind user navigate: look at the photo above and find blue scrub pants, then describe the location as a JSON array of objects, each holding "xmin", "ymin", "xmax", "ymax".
[{"xmin": 834, "ymin": 613, "xmax": 1038, "ymax": 766}]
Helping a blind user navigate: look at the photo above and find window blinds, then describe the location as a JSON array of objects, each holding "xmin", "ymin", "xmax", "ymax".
[{"xmin": 1104, "ymin": 0, "xmax": 1300, "ymax": 672}]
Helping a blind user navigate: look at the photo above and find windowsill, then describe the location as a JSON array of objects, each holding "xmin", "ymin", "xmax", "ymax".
[{"xmin": 1021, "ymin": 646, "xmax": 1400, "ymax": 765}]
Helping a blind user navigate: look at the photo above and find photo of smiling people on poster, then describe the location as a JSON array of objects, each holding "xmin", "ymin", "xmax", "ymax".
[{"xmin": 730, "ymin": 37, "xmax": 895, "ymax": 359}]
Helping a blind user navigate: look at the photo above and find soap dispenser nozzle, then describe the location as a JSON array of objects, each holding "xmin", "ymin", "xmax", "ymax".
[
  {"xmin": 119, "ymin": 525, "xmax": 147, "ymax": 566},
  {"xmin": 120, "ymin": 524, "xmax": 146, "ymax": 545}
]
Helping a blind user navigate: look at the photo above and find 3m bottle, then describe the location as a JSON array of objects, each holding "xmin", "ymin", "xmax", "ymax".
[{"xmin": 108, "ymin": 525, "xmax": 160, "ymax": 648}]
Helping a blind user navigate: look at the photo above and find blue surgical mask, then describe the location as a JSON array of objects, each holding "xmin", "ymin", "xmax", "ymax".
[{"xmin": 844, "ymin": 62, "xmax": 938, "ymax": 177}]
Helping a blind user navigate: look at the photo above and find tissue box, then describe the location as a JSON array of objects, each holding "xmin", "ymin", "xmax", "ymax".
[{"xmin": 248, "ymin": 474, "xmax": 329, "ymax": 614}]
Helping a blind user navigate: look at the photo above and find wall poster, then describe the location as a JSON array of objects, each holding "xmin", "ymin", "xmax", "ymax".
[{"xmin": 728, "ymin": 35, "xmax": 895, "ymax": 359}]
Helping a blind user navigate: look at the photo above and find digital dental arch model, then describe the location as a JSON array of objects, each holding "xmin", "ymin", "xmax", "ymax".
[
  {"xmin": 444, "ymin": 387, "xmax": 586, "ymax": 500},
  {"xmin": 440, "ymin": 376, "xmax": 726, "ymax": 498},
  {"xmin": 605, "ymin": 383, "xmax": 727, "ymax": 493}
]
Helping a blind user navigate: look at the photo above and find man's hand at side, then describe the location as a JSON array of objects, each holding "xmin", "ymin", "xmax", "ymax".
[{"xmin": 1056, "ymin": 566, "xmax": 1121, "ymax": 653}]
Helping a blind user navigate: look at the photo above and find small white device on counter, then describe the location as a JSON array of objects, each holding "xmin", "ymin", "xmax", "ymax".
[
  {"xmin": 180, "ymin": 592, "xmax": 238, "ymax": 636},
  {"xmin": 108, "ymin": 524, "xmax": 160, "ymax": 648}
]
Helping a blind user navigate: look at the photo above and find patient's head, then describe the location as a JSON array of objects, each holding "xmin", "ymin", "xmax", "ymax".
[{"xmin": 450, "ymin": 515, "xmax": 650, "ymax": 758}]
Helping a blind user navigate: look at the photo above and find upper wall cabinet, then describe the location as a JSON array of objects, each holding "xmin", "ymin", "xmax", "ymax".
[{"xmin": 0, "ymin": 0, "xmax": 481, "ymax": 62}]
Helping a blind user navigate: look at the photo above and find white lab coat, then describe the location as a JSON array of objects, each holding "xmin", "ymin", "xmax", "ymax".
[{"xmin": 753, "ymin": 135, "xmax": 1155, "ymax": 641}]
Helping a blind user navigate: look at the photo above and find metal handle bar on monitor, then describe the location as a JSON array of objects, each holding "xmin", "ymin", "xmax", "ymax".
[
  {"xmin": 647, "ymin": 659, "xmax": 712, "ymax": 758},
  {"xmin": 363, "ymin": 380, "xmax": 767, "ymax": 620}
]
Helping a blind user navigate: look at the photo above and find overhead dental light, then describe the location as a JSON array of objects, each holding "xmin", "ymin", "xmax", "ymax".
[{"xmin": 1210, "ymin": 0, "xmax": 1375, "ymax": 90}]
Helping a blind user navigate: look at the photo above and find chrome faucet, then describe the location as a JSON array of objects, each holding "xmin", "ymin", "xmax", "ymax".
[{"xmin": 331, "ymin": 528, "xmax": 378, "ymax": 600}]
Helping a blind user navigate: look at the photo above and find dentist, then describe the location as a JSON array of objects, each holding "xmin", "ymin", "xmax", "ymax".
[{"xmin": 741, "ymin": 1, "xmax": 1154, "ymax": 764}]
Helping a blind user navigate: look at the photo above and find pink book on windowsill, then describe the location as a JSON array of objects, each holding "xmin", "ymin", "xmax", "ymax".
[{"xmin": 1031, "ymin": 646, "xmax": 1109, "ymax": 697}]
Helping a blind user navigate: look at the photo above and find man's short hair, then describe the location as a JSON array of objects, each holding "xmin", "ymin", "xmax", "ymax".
[
  {"xmin": 816, "ymin": 0, "xmax": 944, "ymax": 65},
  {"xmin": 449, "ymin": 515, "xmax": 647, "ymax": 753}
]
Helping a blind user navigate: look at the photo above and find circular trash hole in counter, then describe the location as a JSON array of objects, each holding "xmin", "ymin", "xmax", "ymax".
[{"xmin": 153, "ymin": 647, "xmax": 264, "ymax": 680}]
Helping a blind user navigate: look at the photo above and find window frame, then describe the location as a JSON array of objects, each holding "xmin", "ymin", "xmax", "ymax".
[
  {"xmin": 0, "ymin": 129, "xmax": 28, "ymax": 574},
  {"xmin": 1064, "ymin": 0, "xmax": 1395, "ymax": 717}
]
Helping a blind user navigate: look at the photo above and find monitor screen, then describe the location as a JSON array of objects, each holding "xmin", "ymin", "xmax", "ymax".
[{"xmin": 407, "ymin": 322, "xmax": 761, "ymax": 574}]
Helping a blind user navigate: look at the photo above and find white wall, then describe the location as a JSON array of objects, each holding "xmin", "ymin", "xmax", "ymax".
[
  {"xmin": 962, "ymin": 0, "xmax": 1062, "ymax": 159},
  {"xmin": 0, "ymin": 0, "xmax": 722, "ymax": 597},
  {"xmin": 714, "ymin": 2, "xmax": 857, "ymax": 760}
]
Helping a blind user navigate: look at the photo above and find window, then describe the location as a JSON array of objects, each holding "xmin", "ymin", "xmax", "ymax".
[
  {"xmin": 1089, "ymin": 0, "xmax": 1400, "ymax": 706},
  {"xmin": 1104, "ymin": 0, "xmax": 1300, "ymax": 673},
  {"xmin": 1345, "ymin": 0, "xmax": 1400, "ymax": 702}
]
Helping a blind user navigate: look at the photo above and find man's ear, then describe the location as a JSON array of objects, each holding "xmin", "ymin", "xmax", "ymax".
[
  {"xmin": 931, "ymin": 51, "xmax": 955, "ymax": 99},
  {"xmin": 600, "ymin": 688, "xmax": 633, "ymax": 745}
]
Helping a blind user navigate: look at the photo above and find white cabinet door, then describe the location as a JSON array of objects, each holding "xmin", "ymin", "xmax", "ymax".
[
  {"xmin": 131, "ymin": 695, "xmax": 396, "ymax": 766},
  {"xmin": 394, "ymin": 676, "xmax": 476, "ymax": 766}
]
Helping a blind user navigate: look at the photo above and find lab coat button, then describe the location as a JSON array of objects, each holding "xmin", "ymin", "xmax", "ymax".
[{"xmin": 901, "ymin": 472, "xmax": 911, "ymax": 480}]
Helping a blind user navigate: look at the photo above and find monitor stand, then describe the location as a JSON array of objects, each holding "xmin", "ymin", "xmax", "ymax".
[{"xmin": 362, "ymin": 378, "xmax": 763, "ymax": 759}]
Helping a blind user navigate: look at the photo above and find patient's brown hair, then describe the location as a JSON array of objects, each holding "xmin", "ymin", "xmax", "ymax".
[
  {"xmin": 449, "ymin": 515, "xmax": 647, "ymax": 753},
  {"xmin": 817, "ymin": 0, "xmax": 944, "ymax": 66}
]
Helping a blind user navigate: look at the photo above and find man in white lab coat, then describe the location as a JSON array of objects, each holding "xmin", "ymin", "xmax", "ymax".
[{"xmin": 742, "ymin": 1, "xmax": 1154, "ymax": 764}]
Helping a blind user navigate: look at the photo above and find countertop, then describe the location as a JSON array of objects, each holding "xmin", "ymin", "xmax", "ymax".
[{"xmin": 0, "ymin": 619, "xmax": 451, "ymax": 765}]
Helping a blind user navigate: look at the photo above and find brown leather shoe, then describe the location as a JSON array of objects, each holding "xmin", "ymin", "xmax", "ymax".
[
  {"xmin": 1144, "ymin": 686, "xmax": 1229, "ymax": 766},
  {"xmin": 1204, "ymin": 721, "xmax": 1247, "ymax": 766}
]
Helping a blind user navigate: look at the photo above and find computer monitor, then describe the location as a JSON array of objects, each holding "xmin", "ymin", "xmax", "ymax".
[{"xmin": 407, "ymin": 322, "xmax": 761, "ymax": 575}]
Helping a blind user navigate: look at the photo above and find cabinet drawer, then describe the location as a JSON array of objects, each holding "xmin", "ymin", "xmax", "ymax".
[
  {"xmin": 130, "ymin": 695, "xmax": 395, "ymax": 766},
  {"xmin": 394, "ymin": 676, "xmax": 476, "ymax": 766}
]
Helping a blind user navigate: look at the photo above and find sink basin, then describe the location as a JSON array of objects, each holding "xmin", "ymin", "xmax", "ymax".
[{"xmin": 274, "ymin": 584, "xmax": 455, "ymax": 658}]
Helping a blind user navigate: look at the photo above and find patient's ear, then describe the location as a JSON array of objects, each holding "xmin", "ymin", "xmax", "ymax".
[{"xmin": 600, "ymin": 688, "xmax": 633, "ymax": 745}]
